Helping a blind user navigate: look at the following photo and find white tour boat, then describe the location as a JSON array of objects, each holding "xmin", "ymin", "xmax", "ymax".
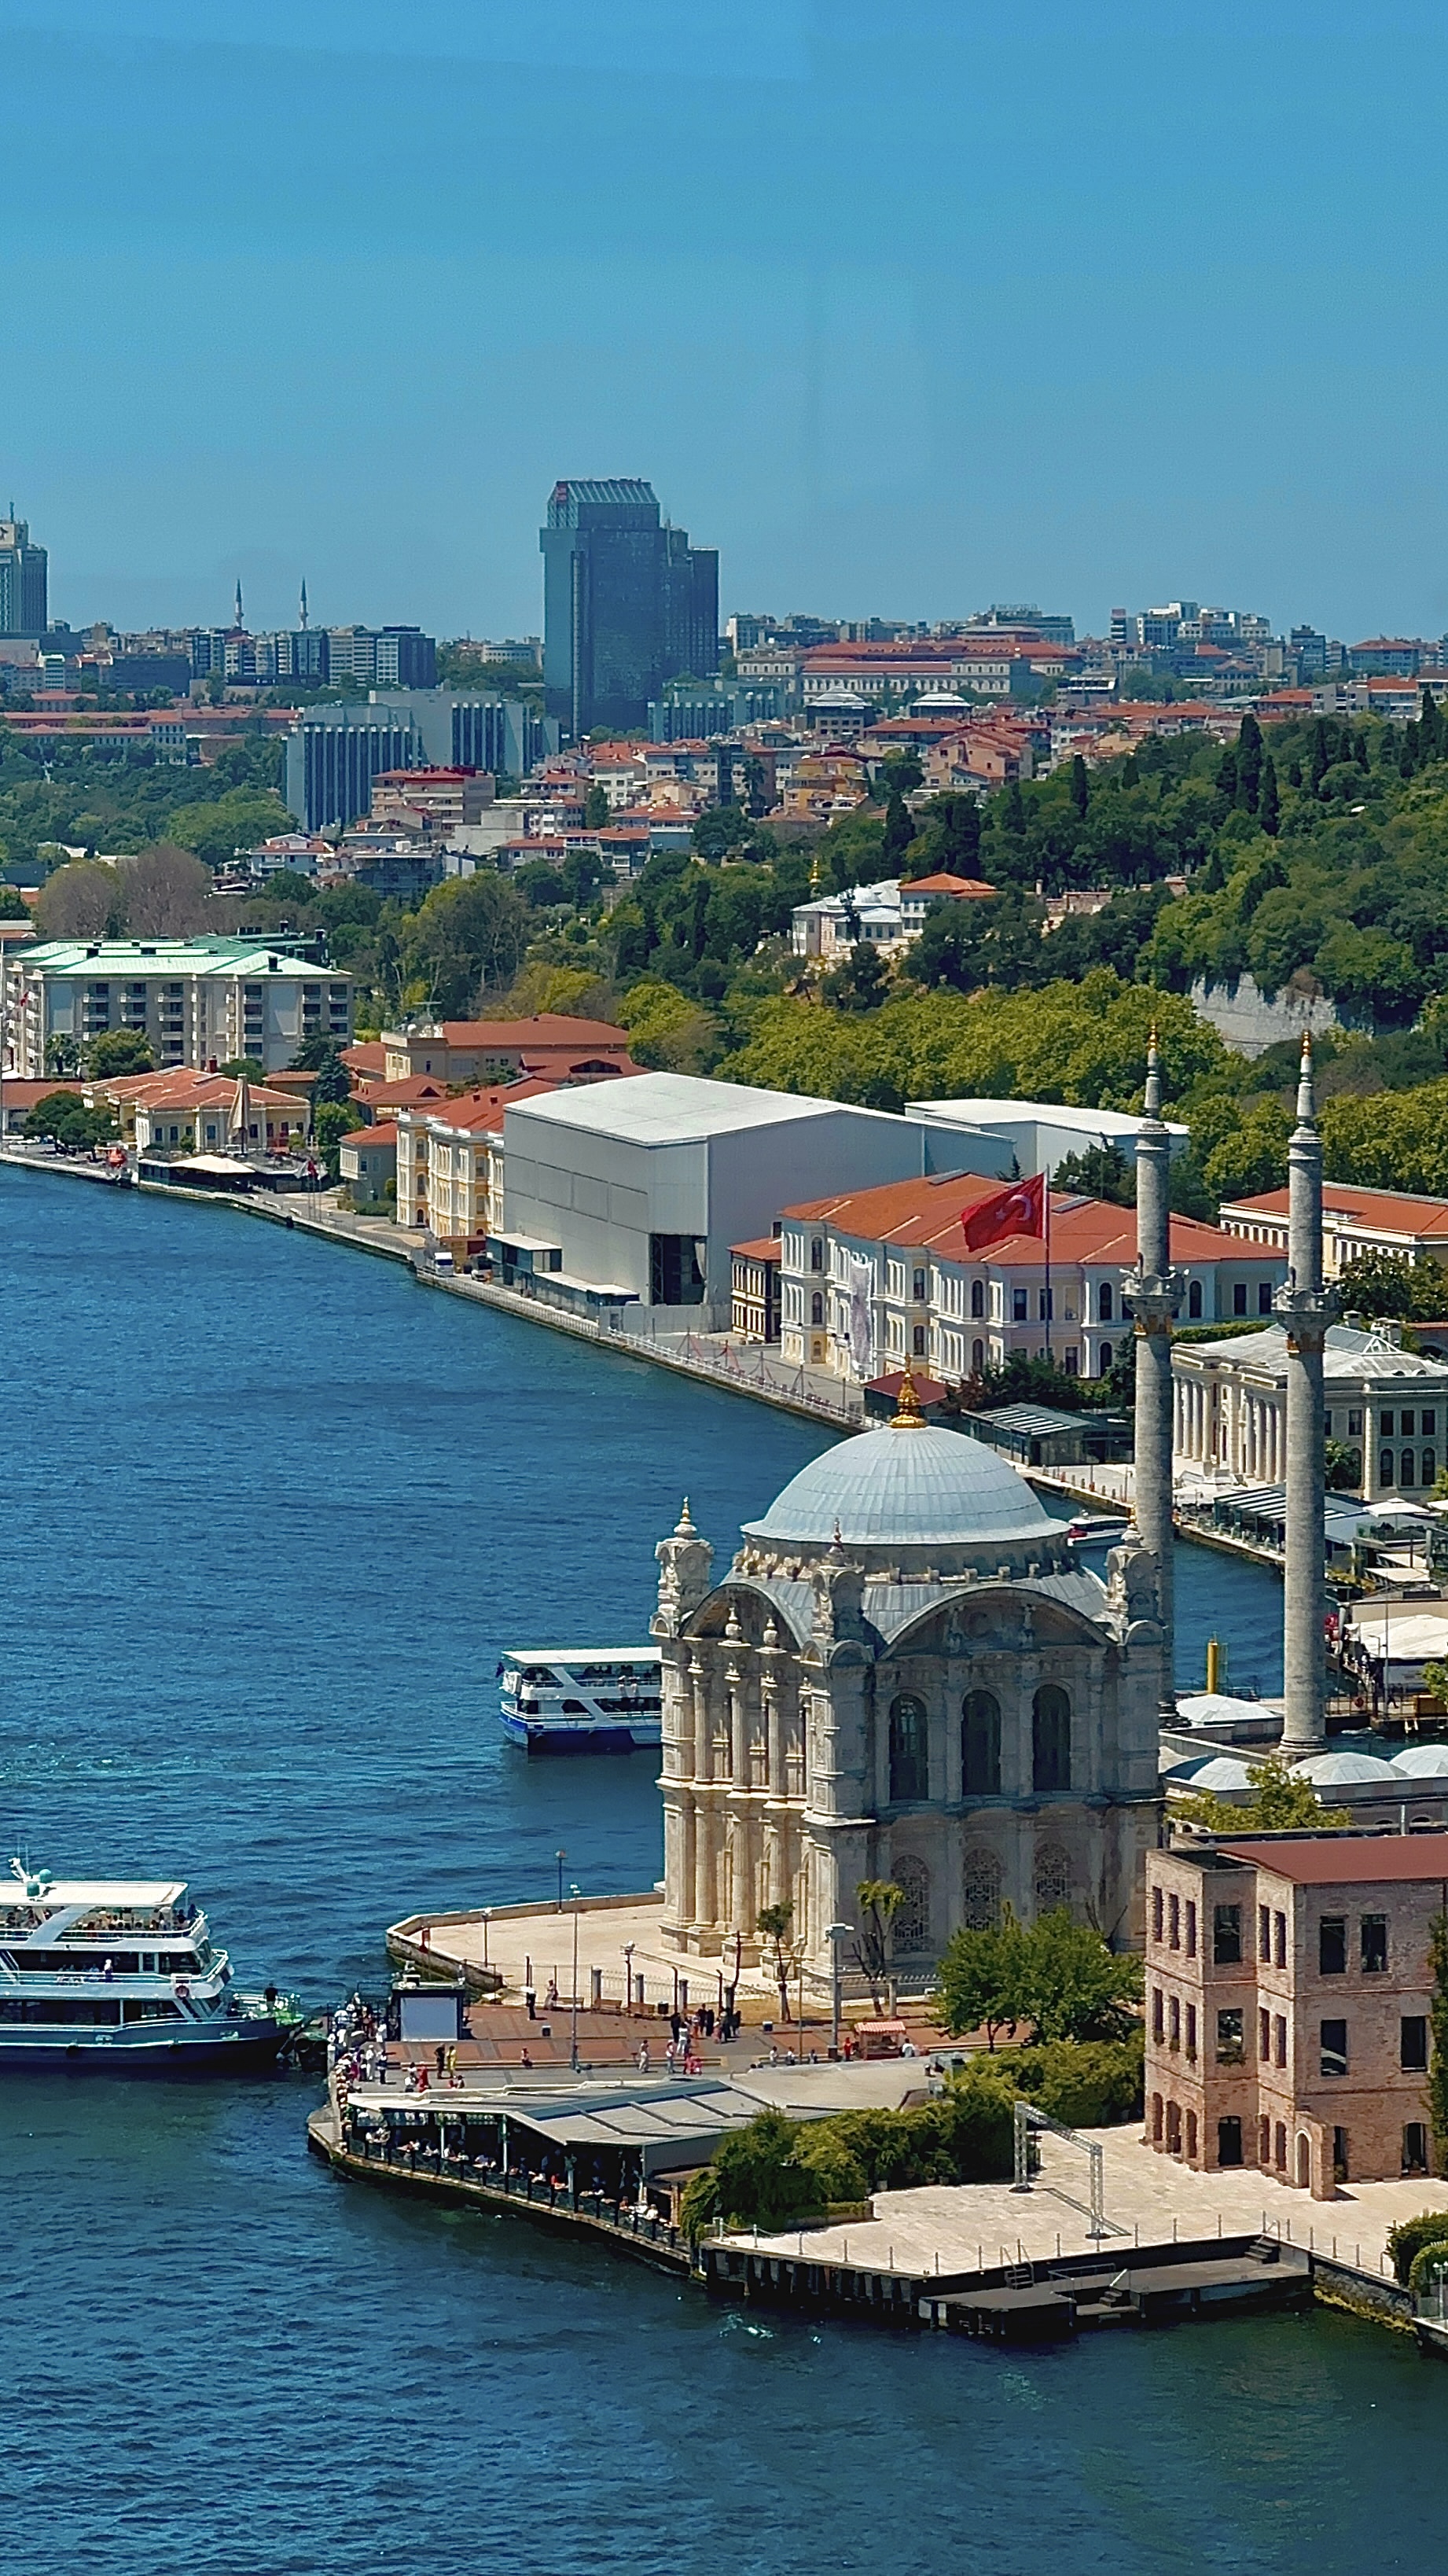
[
  {"xmin": 0, "ymin": 1860, "xmax": 301, "ymax": 2067},
  {"xmin": 497, "ymin": 1647, "xmax": 663, "ymax": 1754}
]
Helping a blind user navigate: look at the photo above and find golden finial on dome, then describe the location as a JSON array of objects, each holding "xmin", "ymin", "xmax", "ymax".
[{"xmin": 891, "ymin": 1366, "xmax": 926, "ymax": 1429}]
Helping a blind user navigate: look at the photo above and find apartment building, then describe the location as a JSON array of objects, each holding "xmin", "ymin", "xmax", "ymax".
[
  {"xmin": 6, "ymin": 937, "xmax": 351, "ymax": 1076},
  {"xmin": 1144, "ymin": 1834, "xmax": 1448, "ymax": 2195},
  {"xmin": 777, "ymin": 1172, "xmax": 1285, "ymax": 1383}
]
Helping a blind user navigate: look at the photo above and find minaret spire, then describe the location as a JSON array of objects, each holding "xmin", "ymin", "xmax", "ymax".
[
  {"xmin": 1125, "ymin": 1026, "xmax": 1183, "ymax": 1713},
  {"xmin": 1277, "ymin": 1036, "xmax": 1337, "ymax": 1755},
  {"xmin": 234, "ymin": 577, "xmax": 244, "ymax": 631}
]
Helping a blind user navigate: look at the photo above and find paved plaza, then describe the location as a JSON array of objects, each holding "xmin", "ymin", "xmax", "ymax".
[{"xmin": 727, "ymin": 2119, "xmax": 1446, "ymax": 2281}]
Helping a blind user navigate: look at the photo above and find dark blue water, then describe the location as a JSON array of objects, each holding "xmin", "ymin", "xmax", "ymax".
[{"xmin": 4, "ymin": 1167, "xmax": 1435, "ymax": 2576}]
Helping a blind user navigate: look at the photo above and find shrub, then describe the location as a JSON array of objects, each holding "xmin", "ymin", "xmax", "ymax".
[
  {"xmin": 1387, "ymin": 2209, "xmax": 1448, "ymax": 2285},
  {"xmin": 1407, "ymin": 2239, "xmax": 1448, "ymax": 2300},
  {"xmin": 997, "ymin": 2031, "xmax": 1145, "ymax": 2129}
]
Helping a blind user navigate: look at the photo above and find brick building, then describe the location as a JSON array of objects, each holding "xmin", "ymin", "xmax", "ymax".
[{"xmin": 1144, "ymin": 1834, "xmax": 1448, "ymax": 2199}]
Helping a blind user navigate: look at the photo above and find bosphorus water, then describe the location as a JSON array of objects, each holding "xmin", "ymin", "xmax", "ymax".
[{"xmin": 2, "ymin": 1166, "xmax": 1442, "ymax": 2575}]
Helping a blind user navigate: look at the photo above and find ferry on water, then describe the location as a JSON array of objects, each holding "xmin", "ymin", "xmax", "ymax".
[
  {"xmin": 498, "ymin": 1648, "xmax": 662, "ymax": 1754},
  {"xmin": 0, "ymin": 1861, "xmax": 302, "ymax": 2067}
]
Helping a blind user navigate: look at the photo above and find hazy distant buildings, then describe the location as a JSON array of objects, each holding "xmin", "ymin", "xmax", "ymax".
[
  {"xmin": 541, "ymin": 478, "xmax": 718, "ymax": 737},
  {"xmin": 285, "ymin": 691, "xmax": 554, "ymax": 830},
  {"xmin": 0, "ymin": 517, "xmax": 47, "ymax": 636}
]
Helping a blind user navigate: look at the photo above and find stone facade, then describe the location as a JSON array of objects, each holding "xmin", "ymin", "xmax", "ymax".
[
  {"xmin": 1144, "ymin": 1837, "xmax": 1446, "ymax": 2197},
  {"xmin": 652, "ymin": 1401, "xmax": 1163, "ymax": 1992}
]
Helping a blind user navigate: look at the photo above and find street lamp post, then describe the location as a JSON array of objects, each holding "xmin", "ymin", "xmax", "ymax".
[
  {"xmin": 569, "ymin": 1884, "xmax": 582, "ymax": 2073},
  {"xmin": 622, "ymin": 1941, "xmax": 635, "ymax": 2017},
  {"xmin": 556, "ymin": 1848, "xmax": 566, "ymax": 1913},
  {"xmin": 826, "ymin": 1923, "xmax": 851, "ymax": 2059},
  {"xmin": 481, "ymin": 1907, "xmax": 492, "ymax": 1972}
]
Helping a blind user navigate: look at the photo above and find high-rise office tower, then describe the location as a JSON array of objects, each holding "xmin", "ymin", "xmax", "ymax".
[
  {"xmin": 540, "ymin": 478, "xmax": 718, "ymax": 736},
  {"xmin": 0, "ymin": 517, "xmax": 48, "ymax": 636}
]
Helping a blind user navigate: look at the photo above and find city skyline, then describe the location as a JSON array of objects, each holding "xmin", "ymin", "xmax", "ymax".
[{"xmin": 7, "ymin": 2, "xmax": 1448, "ymax": 639}]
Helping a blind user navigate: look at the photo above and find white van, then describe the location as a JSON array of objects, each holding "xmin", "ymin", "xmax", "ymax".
[{"xmin": 433, "ymin": 1249, "xmax": 455, "ymax": 1275}]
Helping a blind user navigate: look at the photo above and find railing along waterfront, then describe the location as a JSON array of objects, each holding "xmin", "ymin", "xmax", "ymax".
[{"xmin": 317, "ymin": 2113, "xmax": 690, "ymax": 2269}]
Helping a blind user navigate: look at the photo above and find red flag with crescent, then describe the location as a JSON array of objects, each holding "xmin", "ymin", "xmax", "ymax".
[{"xmin": 962, "ymin": 1170, "xmax": 1046, "ymax": 1251}]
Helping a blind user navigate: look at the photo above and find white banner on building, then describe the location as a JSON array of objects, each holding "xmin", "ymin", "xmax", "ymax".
[{"xmin": 847, "ymin": 1257, "xmax": 874, "ymax": 1378}]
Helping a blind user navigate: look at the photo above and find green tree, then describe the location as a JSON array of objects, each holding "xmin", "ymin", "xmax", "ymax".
[
  {"xmin": 932, "ymin": 1908, "xmax": 1030, "ymax": 2048},
  {"xmin": 403, "ymin": 871, "xmax": 531, "ymax": 1016},
  {"xmin": 0, "ymin": 880, "xmax": 29, "ymax": 918},
  {"xmin": 43, "ymin": 1034, "xmax": 82, "ymax": 1077},
  {"xmin": 821, "ymin": 940, "xmax": 890, "ymax": 1012},
  {"xmin": 756, "ymin": 1901, "xmax": 796, "ymax": 2022},
  {"xmin": 85, "ymin": 1029, "xmax": 155, "ymax": 1077},
  {"xmin": 1336, "ymin": 1247, "xmax": 1448, "ymax": 1321},
  {"xmin": 1012, "ymin": 1908, "xmax": 1143, "ymax": 2042},
  {"xmin": 1258, "ymin": 754, "xmax": 1280, "ymax": 837},
  {"xmin": 1178, "ymin": 1753, "xmax": 1350, "ymax": 1833},
  {"xmin": 1070, "ymin": 753, "xmax": 1090, "ymax": 817},
  {"xmin": 312, "ymin": 1098, "xmax": 355, "ymax": 1181},
  {"xmin": 584, "ymin": 782, "xmax": 610, "ymax": 831},
  {"xmin": 852, "ymin": 1880, "xmax": 904, "ymax": 2015},
  {"xmin": 880, "ymin": 790, "xmax": 915, "ymax": 870},
  {"xmin": 1051, "ymin": 1142, "xmax": 1135, "ymax": 1205},
  {"xmin": 25, "ymin": 1091, "xmax": 118, "ymax": 1153},
  {"xmin": 218, "ymin": 1058, "xmax": 266, "ymax": 1083},
  {"xmin": 691, "ymin": 806, "xmax": 752, "ymax": 862}
]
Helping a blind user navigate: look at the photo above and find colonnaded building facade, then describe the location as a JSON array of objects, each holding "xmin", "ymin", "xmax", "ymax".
[{"xmin": 652, "ymin": 1382, "xmax": 1164, "ymax": 1990}]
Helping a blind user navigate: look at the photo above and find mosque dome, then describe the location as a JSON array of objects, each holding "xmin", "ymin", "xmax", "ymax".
[
  {"xmin": 1179, "ymin": 1755, "xmax": 1255, "ymax": 1792},
  {"xmin": 1391, "ymin": 1742, "xmax": 1448, "ymax": 1779},
  {"xmin": 1292, "ymin": 1748, "xmax": 1400, "ymax": 1785},
  {"xmin": 744, "ymin": 1403, "xmax": 1063, "ymax": 1554}
]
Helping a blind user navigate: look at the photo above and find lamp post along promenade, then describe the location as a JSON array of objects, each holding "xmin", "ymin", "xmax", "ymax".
[
  {"xmin": 1124, "ymin": 1034, "xmax": 1183, "ymax": 1709},
  {"xmin": 1277, "ymin": 1040, "xmax": 1337, "ymax": 1756}
]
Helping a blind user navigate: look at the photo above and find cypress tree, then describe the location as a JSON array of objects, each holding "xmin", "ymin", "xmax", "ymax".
[
  {"xmin": 1420, "ymin": 687, "xmax": 1443, "ymax": 760},
  {"xmin": 1070, "ymin": 753, "xmax": 1090, "ymax": 817},
  {"xmin": 1002, "ymin": 778, "xmax": 1026, "ymax": 835},
  {"xmin": 1310, "ymin": 719, "xmax": 1332, "ymax": 788},
  {"xmin": 1258, "ymin": 753, "xmax": 1280, "ymax": 837},
  {"xmin": 1287, "ymin": 759, "xmax": 1303, "ymax": 789},
  {"xmin": 1215, "ymin": 745, "xmax": 1238, "ymax": 805},
  {"xmin": 1237, "ymin": 712, "xmax": 1263, "ymax": 813},
  {"xmin": 880, "ymin": 791, "xmax": 914, "ymax": 870},
  {"xmin": 1401, "ymin": 725, "xmax": 1420, "ymax": 780},
  {"xmin": 1354, "ymin": 725, "xmax": 1369, "ymax": 770}
]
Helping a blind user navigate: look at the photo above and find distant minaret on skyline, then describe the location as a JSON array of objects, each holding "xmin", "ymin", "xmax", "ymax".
[
  {"xmin": 1277, "ymin": 1038, "xmax": 1337, "ymax": 1756},
  {"xmin": 1125, "ymin": 1032, "xmax": 1183, "ymax": 1709},
  {"xmin": 300, "ymin": 577, "xmax": 308, "ymax": 630},
  {"xmin": 234, "ymin": 577, "xmax": 244, "ymax": 631}
]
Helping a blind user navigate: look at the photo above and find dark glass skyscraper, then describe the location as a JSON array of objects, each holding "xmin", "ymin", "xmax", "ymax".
[
  {"xmin": 0, "ymin": 516, "xmax": 48, "ymax": 636},
  {"xmin": 541, "ymin": 478, "xmax": 718, "ymax": 736}
]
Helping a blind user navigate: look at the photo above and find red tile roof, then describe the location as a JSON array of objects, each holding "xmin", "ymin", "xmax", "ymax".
[
  {"xmin": 1221, "ymin": 1835, "xmax": 1448, "ymax": 1885},
  {"xmin": 342, "ymin": 1121, "xmax": 397, "ymax": 1150},
  {"xmin": 1223, "ymin": 1182, "xmax": 1448, "ymax": 1240},
  {"xmin": 730, "ymin": 1235, "xmax": 782, "ymax": 1262},
  {"xmin": 782, "ymin": 1172, "xmax": 1257, "ymax": 1268},
  {"xmin": 438, "ymin": 1014, "xmax": 630, "ymax": 1051},
  {"xmin": 901, "ymin": 871, "xmax": 997, "ymax": 897}
]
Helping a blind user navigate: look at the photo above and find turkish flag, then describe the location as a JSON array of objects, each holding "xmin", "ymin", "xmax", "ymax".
[{"xmin": 962, "ymin": 1170, "xmax": 1046, "ymax": 1251}]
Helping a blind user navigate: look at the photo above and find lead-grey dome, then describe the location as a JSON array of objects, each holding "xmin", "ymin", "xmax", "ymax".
[{"xmin": 744, "ymin": 1421, "xmax": 1062, "ymax": 1551}]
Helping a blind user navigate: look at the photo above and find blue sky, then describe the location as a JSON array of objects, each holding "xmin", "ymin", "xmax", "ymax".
[{"xmin": 5, "ymin": 0, "xmax": 1448, "ymax": 642}]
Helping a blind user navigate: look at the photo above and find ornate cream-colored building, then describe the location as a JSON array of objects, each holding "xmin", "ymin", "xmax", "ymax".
[{"xmin": 653, "ymin": 1382, "xmax": 1164, "ymax": 1991}]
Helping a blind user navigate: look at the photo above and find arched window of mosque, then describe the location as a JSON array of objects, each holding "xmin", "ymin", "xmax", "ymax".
[
  {"xmin": 1032, "ymin": 1684, "xmax": 1071, "ymax": 1793},
  {"xmin": 888, "ymin": 1693, "xmax": 929, "ymax": 1801},
  {"xmin": 1097, "ymin": 1282, "xmax": 1113, "ymax": 1323},
  {"xmin": 962, "ymin": 1846, "xmax": 1001, "ymax": 1930},
  {"xmin": 970, "ymin": 1279, "xmax": 985, "ymax": 1319},
  {"xmin": 810, "ymin": 1291, "xmax": 824, "ymax": 1327},
  {"xmin": 1035, "ymin": 1839, "xmax": 1072, "ymax": 1915},
  {"xmin": 972, "ymin": 1338, "xmax": 985, "ymax": 1372},
  {"xmin": 1189, "ymin": 1279, "xmax": 1204, "ymax": 1319},
  {"xmin": 1100, "ymin": 1340, "xmax": 1112, "ymax": 1371},
  {"xmin": 894, "ymin": 1856, "xmax": 931, "ymax": 1952},
  {"xmin": 961, "ymin": 1689, "xmax": 1001, "ymax": 1796}
]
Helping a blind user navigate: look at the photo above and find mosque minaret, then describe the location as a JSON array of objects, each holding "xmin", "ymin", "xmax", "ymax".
[
  {"xmin": 1277, "ymin": 1038, "xmax": 1337, "ymax": 1756},
  {"xmin": 1123, "ymin": 1033, "xmax": 1183, "ymax": 1711}
]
